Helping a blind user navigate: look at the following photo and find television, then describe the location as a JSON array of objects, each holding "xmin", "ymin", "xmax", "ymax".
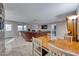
[{"xmin": 41, "ymin": 25, "xmax": 47, "ymax": 29}]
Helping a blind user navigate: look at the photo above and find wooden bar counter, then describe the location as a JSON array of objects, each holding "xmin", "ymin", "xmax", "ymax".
[{"xmin": 38, "ymin": 36, "xmax": 79, "ymax": 55}]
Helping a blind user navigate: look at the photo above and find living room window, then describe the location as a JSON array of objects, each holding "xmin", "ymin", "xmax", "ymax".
[
  {"xmin": 17, "ymin": 25, "xmax": 23, "ymax": 31},
  {"xmin": 17, "ymin": 25, "xmax": 27, "ymax": 31},
  {"xmin": 5, "ymin": 24, "xmax": 12, "ymax": 31}
]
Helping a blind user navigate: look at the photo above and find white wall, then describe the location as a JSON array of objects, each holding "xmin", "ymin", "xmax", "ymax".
[
  {"xmin": 55, "ymin": 21, "xmax": 67, "ymax": 39},
  {"xmin": 0, "ymin": 3, "xmax": 5, "ymax": 55},
  {"xmin": 5, "ymin": 20, "xmax": 27, "ymax": 38},
  {"xmin": 76, "ymin": 5, "xmax": 79, "ymax": 15}
]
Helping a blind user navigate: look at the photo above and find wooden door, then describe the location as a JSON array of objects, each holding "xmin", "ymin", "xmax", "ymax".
[{"xmin": 67, "ymin": 18, "xmax": 73, "ymax": 36}]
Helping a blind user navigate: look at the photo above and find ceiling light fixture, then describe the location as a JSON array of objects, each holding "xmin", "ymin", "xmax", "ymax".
[{"xmin": 68, "ymin": 15, "xmax": 78, "ymax": 19}]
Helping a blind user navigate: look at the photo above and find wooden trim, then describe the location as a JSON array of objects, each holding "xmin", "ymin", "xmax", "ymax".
[{"xmin": 76, "ymin": 18, "xmax": 78, "ymax": 42}]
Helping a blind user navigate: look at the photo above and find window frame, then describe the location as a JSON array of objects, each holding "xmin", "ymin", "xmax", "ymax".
[
  {"xmin": 5, "ymin": 24, "xmax": 12, "ymax": 31},
  {"xmin": 17, "ymin": 24, "xmax": 27, "ymax": 31}
]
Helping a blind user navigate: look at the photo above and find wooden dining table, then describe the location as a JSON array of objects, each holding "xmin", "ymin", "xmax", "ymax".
[{"xmin": 37, "ymin": 35, "xmax": 79, "ymax": 55}]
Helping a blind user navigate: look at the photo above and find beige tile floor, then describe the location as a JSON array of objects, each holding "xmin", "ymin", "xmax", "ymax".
[{"xmin": 5, "ymin": 37, "xmax": 32, "ymax": 56}]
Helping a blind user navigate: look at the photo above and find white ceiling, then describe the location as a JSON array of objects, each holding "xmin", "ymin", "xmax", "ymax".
[{"xmin": 4, "ymin": 3, "xmax": 79, "ymax": 24}]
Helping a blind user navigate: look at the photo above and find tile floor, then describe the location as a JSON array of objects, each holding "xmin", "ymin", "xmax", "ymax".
[{"xmin": 5, "ymin": 37, "xmax": 32, "ymax": 56}]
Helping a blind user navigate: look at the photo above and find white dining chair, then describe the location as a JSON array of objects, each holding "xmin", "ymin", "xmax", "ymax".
[{"xmin": 64, "ymin": 35, "xmax": 73, "ymax": 41}]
